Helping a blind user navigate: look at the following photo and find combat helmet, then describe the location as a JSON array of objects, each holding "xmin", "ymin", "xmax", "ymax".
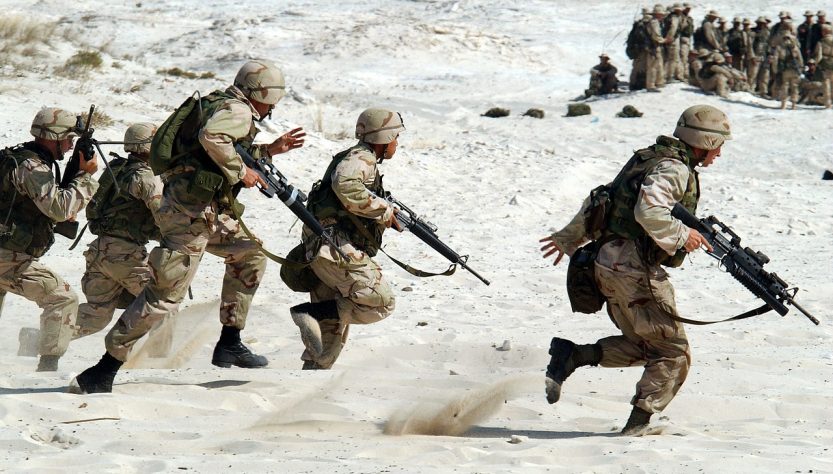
[
  {"xmin": 673, "ymin": 105, "xmax": 731, "ymax": 151},
  {"xmin": 234, "ymin": 60, "xmax": 286, "ymax": 105},
  {"xmin": 355, "ymin": 108, "xmax": 405, "ymax": 144},
  {"xmin": 30, "ymin": 107, "xmax": 78, "ymax": 141},
  {"xmin": 124, "ymin": 122, "xmax": 157, "ymax": 154}
]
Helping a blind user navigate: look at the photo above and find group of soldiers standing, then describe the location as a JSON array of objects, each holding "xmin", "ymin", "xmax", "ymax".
[
  {"xmin": 626, "ymin": 5, "xmax": 833, "ymax": 109},
  {"xmin": 1, "ymin": 61, "xmax": 406, "ymax": 393}
]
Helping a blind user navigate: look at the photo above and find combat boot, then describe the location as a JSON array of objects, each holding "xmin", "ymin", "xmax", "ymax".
[
  {"xmin": 68, "ymin": 352, "xmax": 122, "ymax": 394},
  {"xmin": 620, "ymin": 406, "xmax": 653, "ymax": 436},
  {"xmin": 211, "ymin": 326, "xmax": 268, "ymax": 368},
  {"xmin": 544, "ymin": 337, "xmax": 602, "ymax": 404},
  {"xmin": 290, "ymin": 300, "xmax": 339, "ymax": 367},
  {"xmin": 36, "ymin": 355, "xmax": 60, "ymax": 372}
]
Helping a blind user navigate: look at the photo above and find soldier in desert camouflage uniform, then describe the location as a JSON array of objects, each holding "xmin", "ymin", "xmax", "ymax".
[
  {"xmin": 699, "ymin": 52, "xmax": 745, "ymax": 98},
  {"xmin": 663, "ymin": 4, "xmax": 684, "ymax": 82},
  {"xmin": 813, "ymin": 24, "xmax": 833, "ymax": 108},
  {"xmin": 774, "ymin": 34, "xmax": 804, "ymax": 109},
  {"xmin": 678, "ymin": 3, "xmax": 694, "ymax": 80},
  {"xmin": 73, "ymin": 123, "xmax": 171, "ymax": 355},
  {"xmin": 289, "ymin": 108, "xmax": 405, "ymax": 370},
  {"xmin": 0, "ymin": 108, "xmax": 99, "ymax": 371},
  {"xmin": 70, "ymin": 60, "xmax": 306, "ymax": 393},
  {"xmin": 540, "ymin": 105, "xmax": 731, "ymax": 436},
  {"xmin": 645, "ymin": 5, "xmax": 670, "ymax": 92}
]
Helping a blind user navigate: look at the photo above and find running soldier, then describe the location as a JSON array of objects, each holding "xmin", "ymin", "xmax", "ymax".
[
  {"xmin": 540, "ymin": 105, "xmax": 732, "ymax": 436},
  {"xmin": 0, "ymin": 108, "xmax": 98, "ymax": 371}
]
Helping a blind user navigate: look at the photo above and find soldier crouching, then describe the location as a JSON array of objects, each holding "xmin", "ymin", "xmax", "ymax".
[{"xmin": 0, "ymin": 108, "xmax": 99, "ymax": 371}]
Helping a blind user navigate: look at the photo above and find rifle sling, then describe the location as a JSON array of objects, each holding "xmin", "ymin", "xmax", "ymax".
[
  {"xmin": 224, "ymin": 188, "xmax": 308, "ymax": 270},
  {"xmin": 643, "ymin": 262, "xmax": 774, "ymax": 325},
  {"xmin": 346, "ymin": 214, "xmax": 457, "ymax": 278}
]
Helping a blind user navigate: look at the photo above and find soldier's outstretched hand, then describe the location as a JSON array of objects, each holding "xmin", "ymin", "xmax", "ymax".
[
  {"xmin": 539, "ymin": 235, "xmax": 566, "ymax": 266},
  {"xmin": 268, "ymin": 127, "xmax": 306, "ymax": 155}
]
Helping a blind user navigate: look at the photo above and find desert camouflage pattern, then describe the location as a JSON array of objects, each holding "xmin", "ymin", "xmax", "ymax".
[
  {"xmin": 300, "ymin": 146, "xmax": 396, "ymax": 367},
  {"xmin": 701, "ymin": 19, "xmax": 722, "ymax": 51},
  {"xmin": 233, "ymin": 60, "xmax": 286, "ymax": 105},
  {"xmin": 0, "ymin": 148, "xmax": 96, "ymax": 357},
  {"xmin": 7, "ymin": 150, "xmax": 98, "ymax": 223},
  {"xmin": 0, "ymin": 248, "xmax": 78, "ymax": 356},
  {"xmin": 103, "ymin": 87, "xmax": 268, "ymax": 362},
  {"xmin": 646, "ymin": 18, "xmax": 666, "ymax": 89},
  {"xmin": 29, "ymin": 108, "xmax": 78, "ymax": 140},
  {"xmin": 814, "ymin": 36, "xmax": 833, "ymax": 107},
  {"xmin": 775, "ymin": 39, "xmax": 805, "ymax": 107},
  {"xmin": 663, "ymin": 13, "xmax": 683, "ymax": 81},
  {"xmin": 551, "ymin": 152, "xmax": 695, "ymax": 414},
  {"xmin": 124, "ymin": 122, "xmax": 157, "ymax": 154},
  {"xmin": 75, "ymin": 160, "xmax": 163, "ymax": 338}
]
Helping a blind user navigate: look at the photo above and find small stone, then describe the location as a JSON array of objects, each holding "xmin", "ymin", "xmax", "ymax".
[
  {"xmin": 522, "ymin": 108, "xmax": 545, "ymax": 119},
  {"xmin": 507, "ymin": 435, "xmax": 526, "ymax": 444},
  {"xmin": 402, "ymin": 286, "xmax": 413, "ymax": 292},
  {"xmin": 496, "ymin": 340, "xmax": 511, "ymax": 351},
  {"xmin": 482, "ymin": 107, "xmax": 510, "ymax": 118},
  {"xmin": 449, "ymin": 370, "xmax": 459, "ymax": 375},
  {"xmin": 417, "ymin": 321, "xmax": 428, "ymax": 327}
]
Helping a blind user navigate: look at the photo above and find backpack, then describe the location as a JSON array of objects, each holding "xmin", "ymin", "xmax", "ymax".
[
  {"xmin": 626, "ymin": 22, "xmax": 649, "ymax": 59},
  {"xmin": 693, "ymin": 26, "xmax": 706, "ymax": 49}
]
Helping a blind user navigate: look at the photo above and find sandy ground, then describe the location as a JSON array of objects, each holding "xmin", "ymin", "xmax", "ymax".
[{"xmin": 1, "ymin": 1, "xmax": 831, "ymax": 472}]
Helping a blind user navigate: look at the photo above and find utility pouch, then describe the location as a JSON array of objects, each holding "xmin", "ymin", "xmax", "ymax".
[
  {"xmin": 0, "ymin": 222, "xmax": 33, "ymax": 253},
  {"xmin": 279, "ymin": 243, "xmax": 320, "ymax": 293},
  {"xmin": 187, "ymin": 169, "xmax": 224, "ymax": 203},
  {"xmin": 566, "ymin": 240, "xmax": 605, "ymax": 314}
]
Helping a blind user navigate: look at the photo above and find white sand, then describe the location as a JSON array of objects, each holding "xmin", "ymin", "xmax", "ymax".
[{"xmin": 1, "ymin": 1, "xmax": 831, "ymax": 472}]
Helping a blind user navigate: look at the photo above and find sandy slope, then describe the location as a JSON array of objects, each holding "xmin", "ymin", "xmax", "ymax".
[{"xmin": 1, "ymin": 1, "xmax": 831, "ymax": 472}]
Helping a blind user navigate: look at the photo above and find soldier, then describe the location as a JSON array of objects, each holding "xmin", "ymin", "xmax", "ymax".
[
  {"xmin": 716, "ymin": 17, "xmax": 729, "ymax": 50},
  {"xmin": 742, "ymin": 18, "xmax": 755, "ymax": 77},
  {"xmin": 73, "ymin": 123, "xmax": 170, "ymax": 354},
  {"xmin": 813, "ymin": 24, "xmax": 833, "ymax": 108},
  {"xmin": 688, "ymin": 47, "xmax": 711, "ymax": 87},
  {"xmin": 751, "ymin": 17, "xmax": 773, "ymax": 96},
  {"xmin": 798, "ymin": 11, "xmax": 815, "ymax": 62},
  {"xmin": 0, "ymin": 108, "xmax": 99, "ymax": 371},
  {"xmin": 586, "ymin": 53, "xmax": 619, "ymax": 97},
  {"xmin": 698, "ymin": 53, "xmax": 738, "ymax": 98},
  {"xmin": 727, "ymin": 17, "xmax": 748, "ymax": 76},
  {"xmin": 70, "ymin": 60, "xmax": 306, "ymax": 393},
  {"xmin": 799, "ymin": 59, "xmax": 827, "ymax": 105},
  {"xmin": 696, "ymin": 10, "xmax": 723, "ymax": 52},
  {"xmin": 678, "ymin": 3, "xmax": 695, "ymax": 80},
  {"xmin": 663, "ymin": 4, "xmax": 684, "ymax": 82},
  {"xmin": 774, "ymin": 34, "xmax": 804, "ymax": 109},
  {"xmin": 628, "ymin": 10, "xmax": 653, "ymax": 91},
  {"xmin": 809, "ymin": 11, "xmax": 831, "ymax": 60},
  {"xmin": 289, "ymin": 108, "xmax": 404, "ymax": 370},
  {"xmin": 770, "ymin": 12, "xmax": 791, "ymax": 40},
  {"xmin": 645, "ymin": 4, "xmax": 670, "ymax": 92},
  {"xmin": 540, "ymin": 104, "xmax": 732, "ymax": 436}
]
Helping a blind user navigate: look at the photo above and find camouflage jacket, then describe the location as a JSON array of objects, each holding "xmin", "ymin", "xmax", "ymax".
[
  {"xmin": 88, "ymin": 154, "xmax": 163, "ymax": 244},
  {"xmin": 814, "ymin": 36, "xmax": 833, "ymax": 70},
  {"xmin": 551, "ymin": 137, "xmax": 696, "ymax": 273},
  {"xmin": 0, "ymin": 142, "xmax": 97, "ymax": 257}
]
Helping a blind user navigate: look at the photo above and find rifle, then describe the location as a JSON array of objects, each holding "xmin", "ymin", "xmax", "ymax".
[
  {"xmin": 672, "ymin": 204, "xmax": 819, "ymax": 325},
  {"xmin": 235, "ymin": 144, "xmax": 349, "ymax": 262},
  {"xmin": 55, "ymin": 105, "xmax": 120, "ymax": 240},
  {"xmin": 387, "ymin": 195, "xmax": 490, "ymax": 286}
]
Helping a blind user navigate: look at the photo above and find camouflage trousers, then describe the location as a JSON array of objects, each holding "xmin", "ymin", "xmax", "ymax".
[
  {"xmin": 594, "ymin": 263, "xmax": 690, "ymax": 414},
  {"xmin": 630, "ymin": 55, "xmax": 647, "ymax": 90},
  {"xmin": 645, "ymin": 49, "xmax": 665, "ymax": 89},
  {"xmin": 300, "ymin": 236, "xmax": 395, "ymax": 366},
  {"xmin": 701, "ymin": 73, "xmax": 730, "ymax": 97},
  {"xmin": 822, "ymin": 70, "xmax": 833, "ymax": 107},
  {"xmin": 679, "ymin": 39, "xmax": 691, "ymax": 80},
  {"xmin": 0, "ymin": 248, "xmax": 77, "ymax": 356},
  {"xmin": 778, "ymin": 70, "xmax": 801, "ymax": 106},
  {"xmin": 104, "ymin": 210, "xmax": 266, "ymax": 361},
  {"xmin": 75, "ymin": 236, "xmax": 172, "ymax": 353},
  {"xmin": 664, "ymin": 42, "xmax": 683, "ymax": 81}
]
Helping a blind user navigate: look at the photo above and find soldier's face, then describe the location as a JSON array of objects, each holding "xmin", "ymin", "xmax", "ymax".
[
  {"xmin": 700, "ymin": 146, "xmax": 721, "ymax": 167},
  {"xmin": 383, "ymin": 136, "xmax": 399, "ymax": 160}
]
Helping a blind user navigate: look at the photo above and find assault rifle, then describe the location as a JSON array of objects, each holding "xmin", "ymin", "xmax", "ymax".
[
  {"xmin": 55, "ymin": 105, "xmax": 120, "ymax": 240},
  {"xmin": 387, "ymin": 195, "xmax": 490, "ymax": 286},
  {"xmin": 672, "ymin": 204, "xmax": 819, "ymax": 325},
  {"xmin": 235, "ymin": 144, "xmax": 348, "ymax": 262}
]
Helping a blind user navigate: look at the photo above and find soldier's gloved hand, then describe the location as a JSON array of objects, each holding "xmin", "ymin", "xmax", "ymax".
[
  {"xmin": 79, "ymin": 150, "xmax": 98, "ymax": 175},
  {"xmin": 539, "ymin": 235, "xmax": 567, "ymax": 266},
  {"xmin": 241, "ymin": 166, "xmax": 267, "ymax": 188}
]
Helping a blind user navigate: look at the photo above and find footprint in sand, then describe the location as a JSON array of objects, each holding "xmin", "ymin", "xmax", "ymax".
[{"xmin": 29, "ymin": 427, "xmax": 81, "ymax": 449}]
